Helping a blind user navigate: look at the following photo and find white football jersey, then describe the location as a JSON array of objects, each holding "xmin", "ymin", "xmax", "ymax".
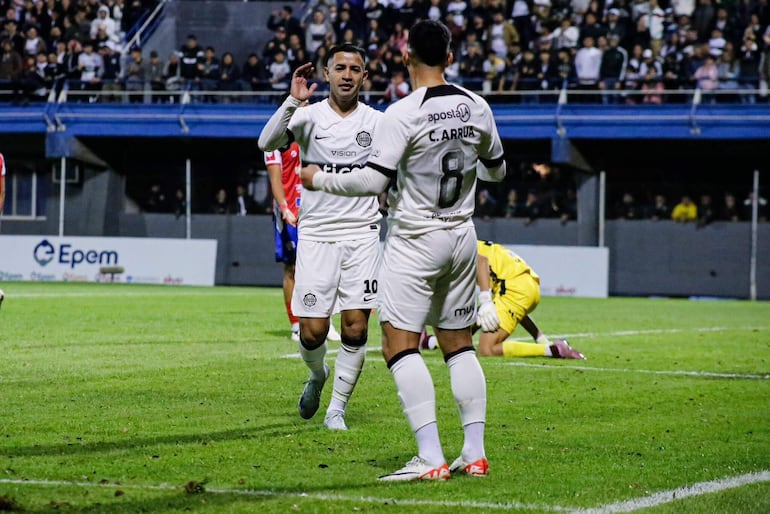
[
  {"xmin": 366, "ymin": 84, "xmax": 504, "ymax": 237},
  {"xmin": 288, "ymin": 99, "xmax": 383, "ymax": 241}
]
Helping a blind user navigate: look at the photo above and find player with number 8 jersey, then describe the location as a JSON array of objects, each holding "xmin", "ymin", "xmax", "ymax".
[{"xmin": 302, "ymin": 20, "xmax": 506, "ymax": 481}]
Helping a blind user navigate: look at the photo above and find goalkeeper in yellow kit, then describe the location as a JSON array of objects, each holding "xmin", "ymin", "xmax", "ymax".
[{"xmin": 421, "ymin": 240, "xmax": 586, "ymax": 359}]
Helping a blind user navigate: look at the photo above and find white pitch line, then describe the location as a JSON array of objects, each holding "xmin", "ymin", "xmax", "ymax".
[
  {"xmin": 572, "ymin": 470, "xmax": 770, "ymax": 513},
  {"xmin": 281, "ymin": 326, "xmax": 769, "ymax": 361},
  {"xmin": 6, "ymin": 290, "xmax": 277, "ymax": 298},
  {"xmin": 503, "ymin": 361, "xmax": 770, "ymax": 380},
  {"xmin": 0, "ymin": 478, "xmax": 571, "ymax": 512}
]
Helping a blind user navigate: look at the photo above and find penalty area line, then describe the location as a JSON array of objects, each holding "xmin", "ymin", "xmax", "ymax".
[
  {"xmin": 572, "ymin": 470, "xmax": 770, "ymax": 513},
  {"xmin": 0, "ymin": 478, "xmax": 571, "ymax": 511}
]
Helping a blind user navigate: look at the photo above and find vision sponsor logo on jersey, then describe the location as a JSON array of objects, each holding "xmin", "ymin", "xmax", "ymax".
[
  {"xmin": 429, "ymin": 126, "xmax": 476, "ymax": 142},
  {"xmin": 427, "ymin": 103, "xmax": 471, "ymax": 123},
  {"xmin": 331, "ymin": 150, "xmax": 357, "ymax": 157}
]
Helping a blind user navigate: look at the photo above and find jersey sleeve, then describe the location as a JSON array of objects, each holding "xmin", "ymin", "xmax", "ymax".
[
  {"xmin": 365, "ymin": 105, "xmax": 410, "ymax": 178},
  {"xmin": 477, "ymin": 101, "xmax": 504, "ymax": 166},
  {"xmin": 264, "ymin": 149, "xmax": 282, "ymax": 167}
]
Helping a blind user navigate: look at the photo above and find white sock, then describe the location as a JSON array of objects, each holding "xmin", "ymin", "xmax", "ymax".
[
  {"xmin": 327, "ymin": 343, "xmax": 366, "ymax": 414},
  {"xmin": 447, "ymin": 350, "xmax": 486, "ymax": 462},
  {"xmin": 415, "ymin": 422, "xmax": 445, "ymax": 467},
  {"xmin": 299, "ymin": 341, "xmax": 327, "ymax": 381},
  {"xmin": 390, "ymin": 353, "xmax": 445, "ymax": 467}
]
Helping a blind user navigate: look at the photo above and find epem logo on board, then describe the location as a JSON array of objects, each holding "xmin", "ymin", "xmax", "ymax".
[{"xmin": 33, "ymin": 239, "xmax": 119, "ymax": 269}]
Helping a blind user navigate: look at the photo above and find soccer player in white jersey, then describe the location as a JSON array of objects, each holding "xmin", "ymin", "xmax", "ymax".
[
  {"xmin": 258, "ymin": 44, "xmax": 383, "ymax": 431},
  {"xmin": 302, "ymin": 20, "xmax": 507, "ymax": 480}
]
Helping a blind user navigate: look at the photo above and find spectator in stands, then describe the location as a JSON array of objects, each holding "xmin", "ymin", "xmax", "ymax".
[
  {"xmin": 599, "ymin": 34, "xmax": 628, "ymax": 103},
  {"xmin": 200, "ymin": 46, "xmax": 220, "ymax": 101},
  {"xmin": 234, "ymin": 184, "xmax": 255, "ymax": 216},
  {"xmin": 267, "ymin": 49, "xmax": 290, "ymax": 91},
  {"xmin": 697, "ymin": 193, "xmax": 716, "ymax": 227},
  {"xmin": 0, "ymin": 38, "xmax": 23, "ymax": 100},
  {"xmin": 77, "ymin": 40, "xmax": 103, "ymax": 100},
  {"xmin": 574, "ymin": 36, "xmax": 602, "ymax": 101},
  {"xmin": 210, "ymin": 188, "xmax": 233, "ymax": 215},
  {"xmin": 717, "ymin": 45, "xmax": 739, "ymax": 103},
  {"xmin": 146, "ymin": 50, "xmax": 165, "ymax": 103},
  {"xmin": 263, "ymin": 26, "xmax": 289, "ymax": 62},
  {"xmin": 2, "ymin": 20, "xmax": 25, "ymax": 56},
  {"xmin": 124, "ymin": 46, "xmax": 145, "ymax": 103},
  {"xmin": 218, "ymin": 51, "xmax": 241, "ymax": 101},
  {"xmin": 173, "ymin": 187, "xmax": 186, "ymax": 218},
  {"xmin": 487, "ymin": 10, "xmax": 519, "ymax": 58},
  {"xmin": 44, "ymin": 52, "xmax": 64, "ymax": 96},
  {"xmin": 719, "ymin": 192, "xmax": 740, "ymax": 221},
  {"xmin": 90, "ymin": 5, "xmax": 117, "ymax": 43},
  {"xmin": 163, "ymin": 51, "xmax": 182, "ymax": 101},
  {"xmin": 648, "ymin": 193, "xmax": 670, "ymax": 220},
  {"xmin": 514, "ymin": 49, "xmax": 539, "ymax": 102},
  {"xmin": 615, "ymin": 192, "xmax": 641, "ymax": 219},
  {"xmin": 334, "ymin": 8, "xmax": 357, "ymax": 44},
  {"xmin": 606, "ymin": 8, "xmax": 627, "ymax": 46},
  {"xmin": 503, "ymin": 189, "xmax": 523, "ymax": 218},
  {"xmin": 692, "ymin": 0, "xmax": 716, "ymax": 42},
  {"xmin": 536, "ymin": 48, "xmax": 562, "ymax": 98},
  {"xmin": 555, "ymin": 48, "xmax": 576, "ymax": 88},
  {"xmin": 23, "ymin": 25, "xmax": 46, "ymax": 58},
  {"xmin": 179, "ymin": 34, "xmax": 203, "ymax": 90},
  {"xmin": 241, "ymin": 52, "xmax": 268, "ymax": 92},
  {"xmin": 482, "ymin": 48, "xmax": 506, "ymax": 93},
  {"xmin": 122, "ymin": 0, "xmax": 147, "ymax": 36},
  {"xmin": 63, "ymin": 38, "xmax": 82, "ymax": 87},
  {"xmin": 671, "ymin": 194, "xmax": 697, "ymax": 222},
  {"xmin": 694, "ymin": 53, "xmax": 719, "ymax": 103},
  {"xmin": 742, "ymin": 191, "xmax": 769, "ymax": 221},
  {"xmin": 267, "ymin": 5, "xmax": 302, "ymax": 40},
  {"xmin": 19, "ymin": 54, "xmax": 46, "ymax": 103},
  {"xmin": 641, "ymin": 66, "xmax": 664, "ymax": 103},
  {"xmin": 738, "ymin": 30, "xmax": 760, "ymax": 104},
  {"xmin": 523, "ymin": 190, "xmax": 542, "ymax": 224},
  {"xmin": 381, "ymin": 69, "xmax": 409, "ymax": 103},
  {"xmin": 475, "ymin": 189, "xmax": 498, "ymax": 219},
  {"xmin": 144, "ymin": 183, "xmax": 167, "ymax": 212},
  {"xmin": 99, "ymin": 41, "xmax": 122, "ymax": 102},
  {"xmin": 306, "ymin": 10, "xmax": 334, "ymax": 55}
]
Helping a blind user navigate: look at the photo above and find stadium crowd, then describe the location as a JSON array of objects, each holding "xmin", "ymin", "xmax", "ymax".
[{"xmin": 2, "ymin": 0, "xmax": 770, "ymax": 103}]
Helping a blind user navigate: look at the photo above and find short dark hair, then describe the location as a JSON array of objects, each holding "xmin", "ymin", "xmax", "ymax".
[
  {"xmin": 326, "ymin": 43, "xmax": 367, "ymax": 66},
  {"xmin": 407, "ymin": 20, "xmax": 451, "ymax": 67}
]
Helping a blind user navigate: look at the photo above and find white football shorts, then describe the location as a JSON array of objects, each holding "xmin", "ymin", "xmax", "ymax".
[
  {"xmin": 292, "ymin": 235, "xmax": 382, "ymax": 318},
  {"xmin": 378, "ymin": 224, "xmax": 478, "ymax": 332}
]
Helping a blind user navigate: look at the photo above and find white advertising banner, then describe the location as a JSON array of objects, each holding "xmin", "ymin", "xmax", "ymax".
[
  {"xmin": 505, "ymin": 244, "xmax": 609, "ymax": 298},
  {"xmin": 0, "ymin": 236, "xmax": 218, "ymax": 286}
]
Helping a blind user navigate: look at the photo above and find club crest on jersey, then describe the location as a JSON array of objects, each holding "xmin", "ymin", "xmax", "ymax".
[
  {"xmin": 303, "ymin": 292, "xmax": 318, "ymax": 308},
  {"xmin": 356, "ymin": 131, "xmax": 372, "ymax": 147}
]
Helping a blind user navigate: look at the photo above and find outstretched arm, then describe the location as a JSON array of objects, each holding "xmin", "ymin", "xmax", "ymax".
[{"xmin": 301, "ymin": 164, "xmax": 390, "ymax": 197}]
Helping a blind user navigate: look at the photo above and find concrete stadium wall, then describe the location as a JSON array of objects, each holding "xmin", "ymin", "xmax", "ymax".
[{"xmin": 109, "ymin": 214, "xmax": 770, "ymax": 299}]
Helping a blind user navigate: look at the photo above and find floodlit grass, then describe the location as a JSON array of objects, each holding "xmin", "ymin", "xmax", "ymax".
[{"xmin": 0, "ymin": 282, "xmax": 768, "ymax": 513}]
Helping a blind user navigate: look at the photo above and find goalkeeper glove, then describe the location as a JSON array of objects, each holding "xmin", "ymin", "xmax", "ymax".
[{"xmin": 477, "ymin": 290, "xmax": 500, "ymax": 332}]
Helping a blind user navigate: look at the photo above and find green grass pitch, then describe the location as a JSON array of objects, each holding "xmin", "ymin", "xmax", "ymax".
[{"xmin": 0, "ymin": 281, "xmax": 768, "ymax": 513}]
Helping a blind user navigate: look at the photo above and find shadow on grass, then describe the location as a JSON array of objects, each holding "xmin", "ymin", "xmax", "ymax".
[{"xmin": 0, "ymin": 422, "xmax": 315, "ymax": 459}]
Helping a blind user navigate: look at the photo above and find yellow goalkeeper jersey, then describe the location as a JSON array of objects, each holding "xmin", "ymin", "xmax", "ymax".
[{"xmin": 477, "ymin": 240, "xmax": 539, "ymax": 297}]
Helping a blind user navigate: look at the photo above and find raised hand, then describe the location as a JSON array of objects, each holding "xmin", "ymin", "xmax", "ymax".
[{"xmin": 290, "ymin": 62, "xmax": 318, "ymax": 102}]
